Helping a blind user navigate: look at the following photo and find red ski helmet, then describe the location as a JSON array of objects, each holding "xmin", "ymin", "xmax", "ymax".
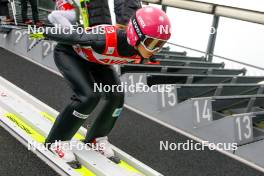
[{"xmin": 127, "ymin": 6, "xmax": 172, "ymax": 52}]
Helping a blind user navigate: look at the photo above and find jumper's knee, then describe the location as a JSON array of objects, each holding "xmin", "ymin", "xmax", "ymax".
[
  {"xmin": 71, "ymin": 92, "xmax": 101, "ymax": 109},
  {"xmin": 48, "ymin": 11, "xmax": 66, "ymax": 25},
  {"xmin": 69, "ymin": 93, "xmax": 100, "ymax": 119},
  {"xmin": 48, "ymin": 14, "xmax": 54, "ymax": 24}
]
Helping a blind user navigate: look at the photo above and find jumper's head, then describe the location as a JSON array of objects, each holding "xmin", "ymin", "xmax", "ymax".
[{"xmin": 126, "ymin": 6, "xmax": 172, "ymax": 59}]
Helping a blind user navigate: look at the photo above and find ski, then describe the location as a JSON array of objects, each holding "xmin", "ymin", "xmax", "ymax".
[
  {"xmin": 0, "ymin": 76, "xmax": 163, "ymax": 176},
  {"xmin": 8, "ymin": 0, "xmax": 18, "ymax": 25},
  {"xmin": 0, "ymin": 22, "xmax": 51, "ymax": 30},
  {"xmin": 79, "ymin": 0, "xmax": 90, "ymax": 29},
  {"xmin": 0, "ymin": 24, "xmax": 23, "ymax": 30},
  {"xmin": 0, "ymin": 23, "xmax": 24, "ymax": 33}
]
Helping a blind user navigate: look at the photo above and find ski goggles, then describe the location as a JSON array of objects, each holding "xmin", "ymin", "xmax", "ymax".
[
  {"xmin": 131, "ymin": 15, "xmax": 167, "ymax": 53},
  {"xmin": 140, "ymin": 36, "xmax": 166, "ymax": 52}
]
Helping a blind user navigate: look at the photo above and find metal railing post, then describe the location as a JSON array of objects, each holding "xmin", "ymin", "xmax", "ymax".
[
  {"xmin": 205, "ymin": 15, "xmax": 220, "ymax": 62},
  {"xmin": 162, "ymin": 5, "xmax": 167, "ymax": 12}
]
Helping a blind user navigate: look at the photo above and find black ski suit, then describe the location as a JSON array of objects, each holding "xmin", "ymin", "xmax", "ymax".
[
  {"xmin": 87, "ymin": 0, "xmax": 142, "ymax": 26},
  {"xmin": 21, "ymin": 0, "xmax": 40, "ymax": 22},
  {"xmin": 114, "ymin": 0, "xmax": 142, "ymax": 25},
  {"xmin": 44, "ymin": 26, "xmax": 141, "ymax": 145}
]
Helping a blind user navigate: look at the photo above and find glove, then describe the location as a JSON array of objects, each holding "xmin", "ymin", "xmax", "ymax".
[{"xmin": 29, "ymin": 32, "xmax": 45, "ymax": 39}]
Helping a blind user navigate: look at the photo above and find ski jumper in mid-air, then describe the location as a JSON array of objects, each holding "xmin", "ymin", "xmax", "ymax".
[{"xmin": 35, "ymin": 6, "xmax": 172, "ymax": 168}]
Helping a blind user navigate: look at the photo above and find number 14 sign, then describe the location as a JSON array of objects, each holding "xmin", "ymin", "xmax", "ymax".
[{"xmin": 193, "ymin": 99, "xmax": 213, "ymax": 128}]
